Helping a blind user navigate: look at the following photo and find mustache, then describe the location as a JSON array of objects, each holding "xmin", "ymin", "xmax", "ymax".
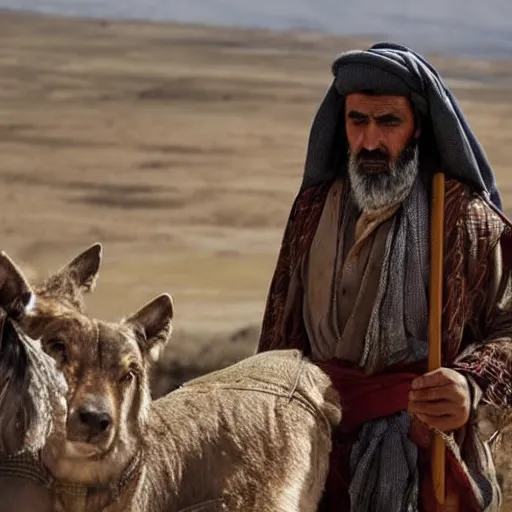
[
  {"xmin": 356, "ymin": 149, "xmax": 389, "ymax": 162},
  {"xmin": 354, "ymin": 138, "xmax": 419, "ymax": 165}
]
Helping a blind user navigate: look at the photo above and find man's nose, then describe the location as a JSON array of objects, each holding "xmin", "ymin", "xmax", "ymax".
[{"xmin": 360, "ymin": 123, "xmax": 381, "ymax": 152}]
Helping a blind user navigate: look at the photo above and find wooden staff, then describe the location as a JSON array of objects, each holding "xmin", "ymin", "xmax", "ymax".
[{"xmin": 428, "ymin": 171, "xmax": 446, "ymax": 505}]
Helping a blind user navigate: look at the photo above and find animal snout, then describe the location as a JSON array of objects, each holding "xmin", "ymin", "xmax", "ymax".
[
  {"xmin": 68, "ymin": 398, "xmax": 114, "ymax": 444},
  {"xmin": 78, "ymin": 405, "xmax": 112, "ymax": 435}
]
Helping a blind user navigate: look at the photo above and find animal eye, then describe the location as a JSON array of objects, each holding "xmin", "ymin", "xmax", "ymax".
[
  {"xmin": 45, "ymin": 339, "xmax": 67, "ymax": 363},
  {"xmin": 120, "ymin": 371, "xmax": 135, "ymax": 384}
]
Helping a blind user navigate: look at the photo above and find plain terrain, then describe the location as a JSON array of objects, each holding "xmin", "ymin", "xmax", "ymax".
[{"xmin": 0, "ymin": 10, "xmax": 510, "ymax": 507}]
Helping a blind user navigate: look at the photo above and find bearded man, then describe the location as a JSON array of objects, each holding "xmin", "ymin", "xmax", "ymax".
[{"xmin": 256, "ymin": 43, "xmax": 512, "ymax": 511}]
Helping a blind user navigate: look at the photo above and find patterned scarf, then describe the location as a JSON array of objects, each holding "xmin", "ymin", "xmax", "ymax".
[
  {"xmin": 302, "ymin": 173, "xmax": 430, "ymax": 511},
  {"xmin": 349, "ymin": 174, "xmax": 430, "ymax": 512}
]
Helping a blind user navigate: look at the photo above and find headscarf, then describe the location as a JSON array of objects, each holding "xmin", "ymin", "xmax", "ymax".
[{"xmin": 300, "ymin": 42, "xmax": 502, "ymax": 210}]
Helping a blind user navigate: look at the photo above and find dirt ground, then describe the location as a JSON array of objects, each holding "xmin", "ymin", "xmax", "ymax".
[{"xmin": 0, "ymin": 10, "xmax": 510, "ymax": 508}]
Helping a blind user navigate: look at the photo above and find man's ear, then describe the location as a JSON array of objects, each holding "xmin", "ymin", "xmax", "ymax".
[
  {"xmin": 0, "ymin": 252, "xmax": 34, "ymax": 319},
  {"xmin": 124, "ymin": 293, "xmax": 174, "ymax": 363}
]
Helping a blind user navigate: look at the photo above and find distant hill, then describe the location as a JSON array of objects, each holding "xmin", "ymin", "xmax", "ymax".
[{"xmin": 1, "ymin": 0, "xmax": 512, "ymax": 60}]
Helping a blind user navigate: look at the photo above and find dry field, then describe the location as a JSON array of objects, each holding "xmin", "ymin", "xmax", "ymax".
[{"xmin": 0, "ymin": 9, "xmax": 510, "ymax": 507}]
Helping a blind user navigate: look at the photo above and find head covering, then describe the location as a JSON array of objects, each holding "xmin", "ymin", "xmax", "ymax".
[{"xmin": 300, "ymin": 42, "xmax": 503, "ymax": 210}]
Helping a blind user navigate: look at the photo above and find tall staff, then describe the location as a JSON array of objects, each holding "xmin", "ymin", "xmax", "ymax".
[{"xmin": 428, "ymin": 172, "xmax": 459, "ymax": 510}]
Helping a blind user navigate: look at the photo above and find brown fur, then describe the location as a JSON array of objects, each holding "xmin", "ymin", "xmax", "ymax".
[
  {"xmin": 39, "ymin": 297, "xmax": 340, "ymax": 511},
  {"xmin": 0, "ymin": 244, "xmax": 102, "ymax": 512},
  {"xmin": 477, "ymin": 403, "xmax": 512, "ymax": 497},
  {"xmin": 0, "ymin": 317, "xmax": 54, "ymax": 455},
  {"xmin": 0, "ymin": 245, "xmax": 341, "ymax": 512}
]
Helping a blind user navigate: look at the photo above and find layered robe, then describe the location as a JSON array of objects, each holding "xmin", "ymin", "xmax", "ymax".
[{"xmin": 256, "ymin": 176, "xmax": 512, "ymax": 511}]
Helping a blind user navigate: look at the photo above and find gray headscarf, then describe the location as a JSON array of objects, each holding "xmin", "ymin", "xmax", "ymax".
[{"xmin": 300, "ymin": 42, "xmax": 502, "ymax": 210}]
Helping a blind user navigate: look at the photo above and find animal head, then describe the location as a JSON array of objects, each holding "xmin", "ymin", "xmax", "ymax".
[
  {"xmin": 0, "ymin": 317, "xmax": 67, "ymax": 455},
  {"xmin": 40, "ymin": 293, "xmax": 174, "ymax": 486},
  {"xmin": 0, "ymin": 244, "xmax": 102, "ymax": 456}
]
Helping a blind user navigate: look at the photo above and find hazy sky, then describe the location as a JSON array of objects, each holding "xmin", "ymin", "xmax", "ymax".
[{"xmin": 1, "ymin": 0, "xmax": 511, "ymax": 59}]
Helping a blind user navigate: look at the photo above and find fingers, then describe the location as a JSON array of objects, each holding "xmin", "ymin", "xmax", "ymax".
[
  {"xmin": 408, "ymin": 369, "xmax": 471, "ymax": 432},
  {"xmin": 411, "ymin": 368, "xmax": 452, "ymax": 390},
  {"xmin": 408, "ymin": 399, "xmax": 454, "ymax": 417},
  {"xmin": 414, "ymin": 413, "xmax": 459, "ymax": 433},
  {"xmin": 408, "ymin": 392, "xmax": 470, "ymax": 432},
  {"xmin": 409, "ymin": 383, "xmax": 458, "ymax": 402}
]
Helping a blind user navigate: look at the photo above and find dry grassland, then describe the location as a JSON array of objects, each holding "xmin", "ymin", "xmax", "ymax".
[{"xmin": 0, "ymin": 10, "xmax": 510, "ymax": 507}]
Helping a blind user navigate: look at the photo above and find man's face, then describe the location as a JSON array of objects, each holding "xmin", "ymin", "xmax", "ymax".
[
  {"xmin": 345, "ymin": 93, "xmax": 422, "ymax": 211},
  {"xmin": 345, "ymin": 93, "xmax": 419, "ymax": 172}
]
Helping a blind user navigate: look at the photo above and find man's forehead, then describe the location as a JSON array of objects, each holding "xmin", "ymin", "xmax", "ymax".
[{"xmin": 345, "ymin": 93, "xmax": 413, "ymax": 114}]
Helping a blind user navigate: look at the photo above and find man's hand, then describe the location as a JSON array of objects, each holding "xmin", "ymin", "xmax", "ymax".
[{"xmin": 408, "ymin": 368, "xmax": 471, "ymax": 432}]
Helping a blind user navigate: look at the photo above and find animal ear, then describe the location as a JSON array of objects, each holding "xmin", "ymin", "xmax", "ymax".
[
  {"xmin": 35, "ymin": 243, "xmax": 103, "ymax": 313},
  {"xmin": 124, "ymin": 294, "xmax": 174, "ymax": 362},
  {"xmin": 0, "ymin": 252, "xmax": 34, "ymax": 319},
  {"xmin": 56, "ymin": 243, "xmax": 103, "ymax": 293}
]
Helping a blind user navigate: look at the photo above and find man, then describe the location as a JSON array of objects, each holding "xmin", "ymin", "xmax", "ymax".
[{"xmin": 256, "ymin": 42, "xmax": 512, "ymax": 511}]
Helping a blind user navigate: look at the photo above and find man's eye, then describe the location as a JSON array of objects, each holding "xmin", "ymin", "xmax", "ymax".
[{"xmin": 380, "ymin": 118, "xmax": 402, "ymax": 126}]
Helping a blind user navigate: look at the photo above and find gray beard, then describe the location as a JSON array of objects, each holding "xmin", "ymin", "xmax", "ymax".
[{"xmin": 348, "ymin": 145, "xmax": 419, "ymax": 212}]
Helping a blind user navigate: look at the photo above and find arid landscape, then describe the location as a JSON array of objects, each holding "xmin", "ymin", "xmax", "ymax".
[{"xmin": 0, "ymin": 9, "xmax": 510, "ymax": 507}]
